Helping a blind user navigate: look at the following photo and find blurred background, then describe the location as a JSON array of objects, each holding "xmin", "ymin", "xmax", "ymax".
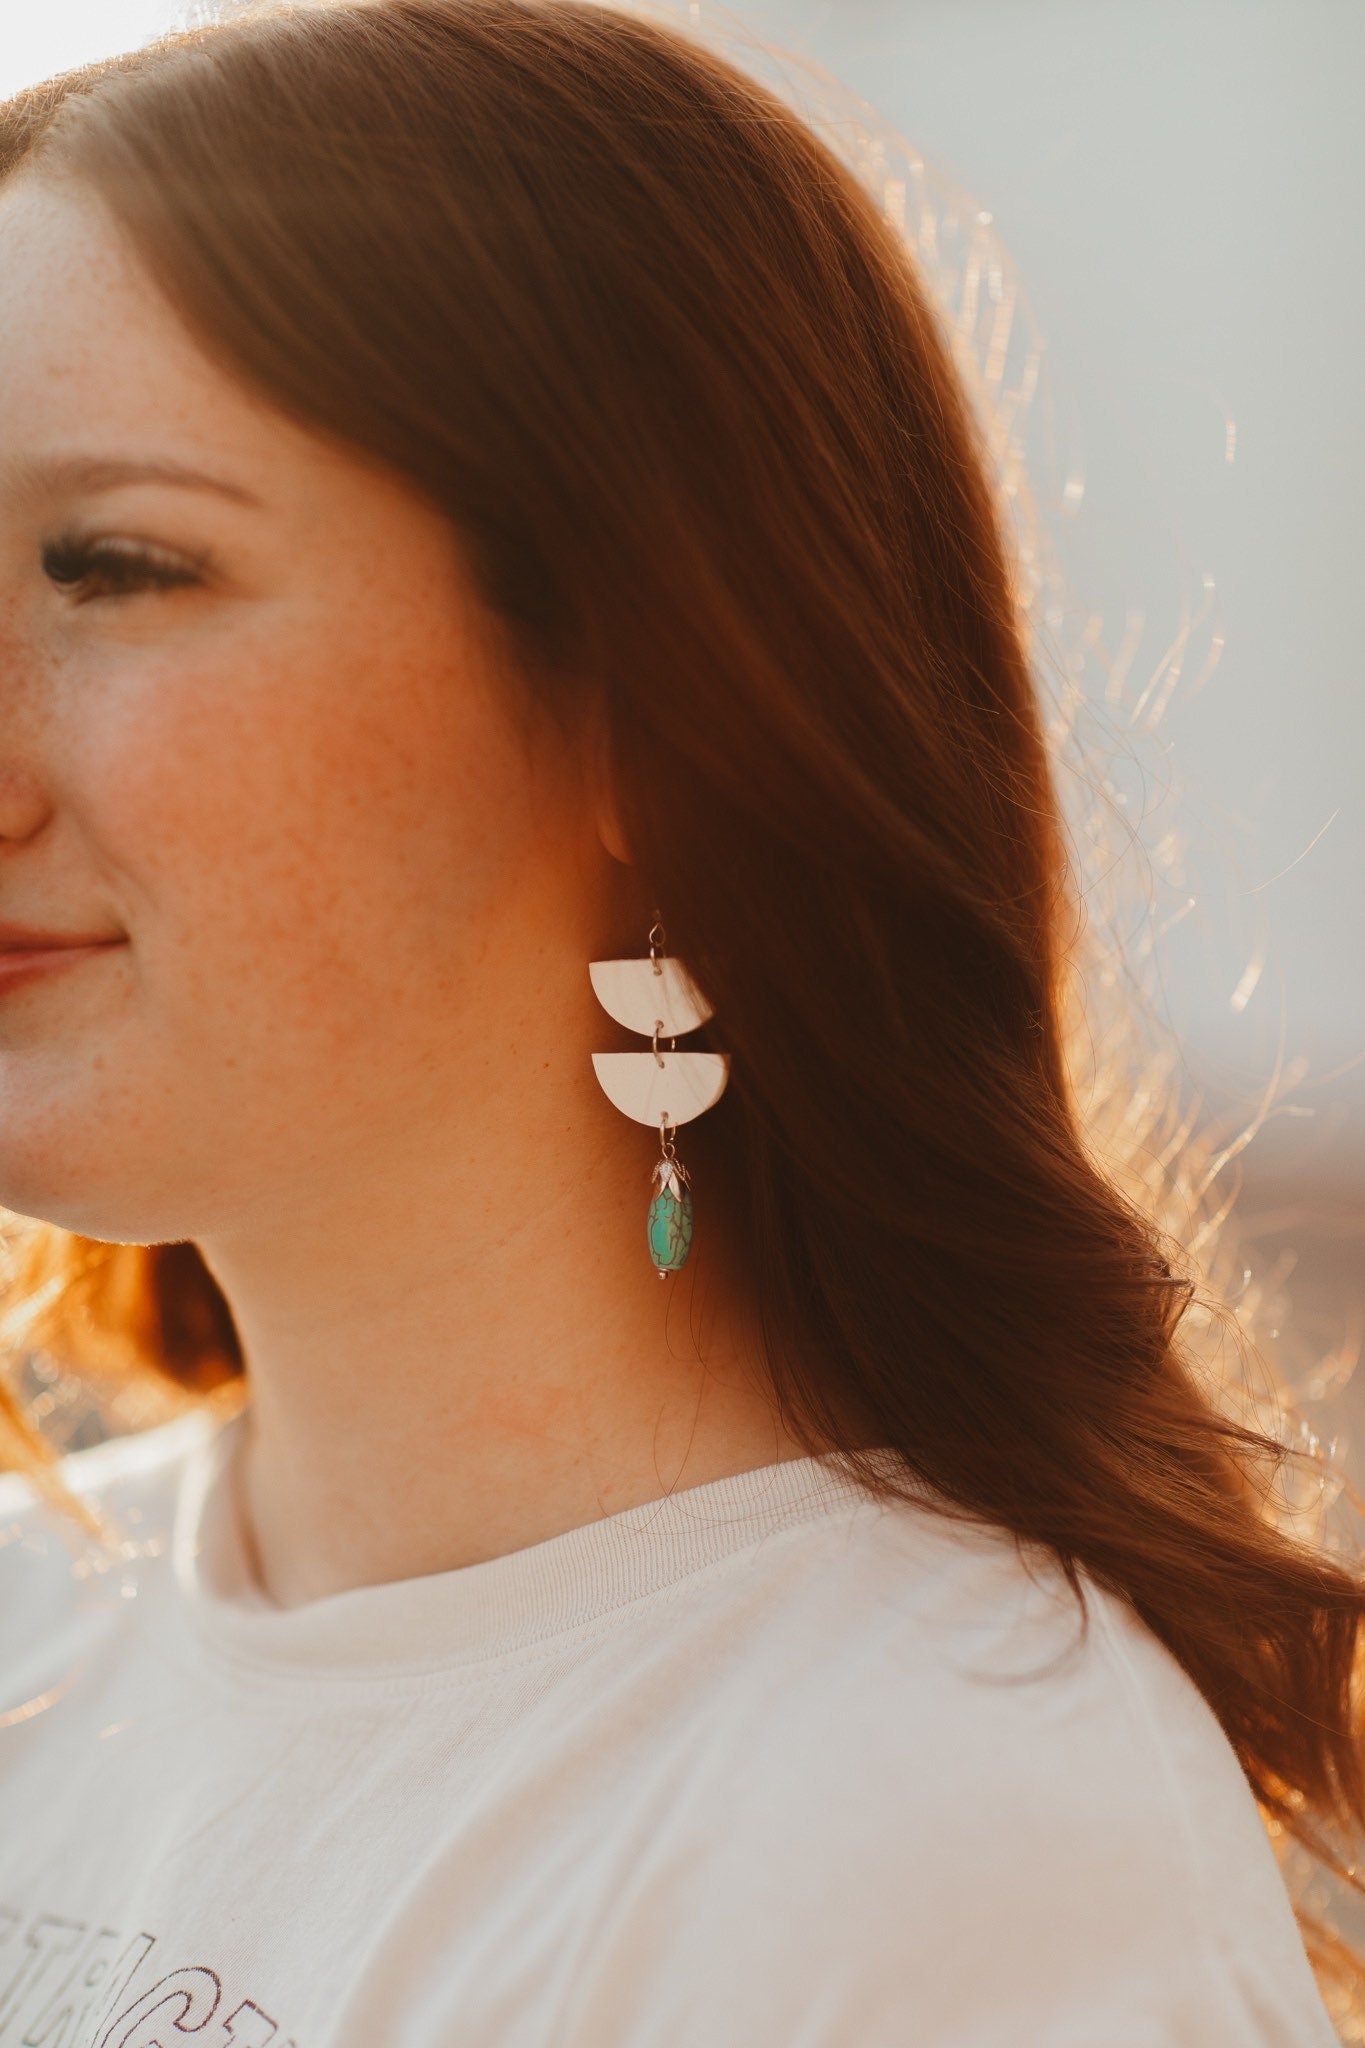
[
  {"xmin": 715, "ymin": 0, "xmax": 1365, "ymax": 1409},
  {"xmin": 4, "ymin": 4, "xmax": 1361, "ymax": 1431}
]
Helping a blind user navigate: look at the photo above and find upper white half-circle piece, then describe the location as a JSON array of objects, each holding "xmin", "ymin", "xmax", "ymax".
[
  {"xmin": 590, "ymin": 1050, "xmax": 730, "ymax": 1128},
  {"xmin": 589, "ymin": 955, "xmax": 713, "ymax": 1038}
]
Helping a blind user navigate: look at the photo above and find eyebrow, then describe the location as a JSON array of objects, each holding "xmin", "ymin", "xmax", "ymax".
[{"xmin": 0, "ymin": 451, "xmax": 263, "ymax": 508}]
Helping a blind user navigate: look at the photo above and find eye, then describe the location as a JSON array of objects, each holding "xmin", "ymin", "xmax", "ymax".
[{"xmin": 41, "ymin": 532, "xmax": 208, "ymax": 603}]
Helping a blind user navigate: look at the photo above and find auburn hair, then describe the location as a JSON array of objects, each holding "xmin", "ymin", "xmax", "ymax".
[{"xmin": 1, "ymin": 0, "xmax": 1362, "ymax": 2022}]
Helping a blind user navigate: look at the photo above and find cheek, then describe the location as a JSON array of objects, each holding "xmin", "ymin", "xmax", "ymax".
[{"xmin": 84, "ymin": 617, "xmax": 537, "ymax": 1051}]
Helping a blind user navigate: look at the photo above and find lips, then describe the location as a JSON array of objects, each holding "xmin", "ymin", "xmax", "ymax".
[
  {"xmin": 0, "ymin": 928, "xmax": 126, "ymax": 995},
  {"xmin": 0, "ymin": 921, "xmax": 124, "ymax": 951}
]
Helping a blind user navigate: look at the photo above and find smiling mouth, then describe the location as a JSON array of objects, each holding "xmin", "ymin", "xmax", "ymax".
[{"xmin": 0, "ymin": 939, "xmax": 126, "ymax": 991}]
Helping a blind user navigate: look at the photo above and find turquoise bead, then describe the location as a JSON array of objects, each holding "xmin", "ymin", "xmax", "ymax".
[{"xmin": 647, "ymin": 1180, "xmax": 694, "ymax": 1274}]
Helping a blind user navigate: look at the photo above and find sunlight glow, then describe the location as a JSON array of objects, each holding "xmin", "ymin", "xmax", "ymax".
[{"xmin": 0, "ymin": 1, "xmax": 183, "ymax": 99}]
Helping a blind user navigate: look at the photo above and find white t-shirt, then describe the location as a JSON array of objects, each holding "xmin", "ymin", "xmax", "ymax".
[{"xmin": 0, "ymin": 1401, "xmax": 1342, "ymax": 2048}]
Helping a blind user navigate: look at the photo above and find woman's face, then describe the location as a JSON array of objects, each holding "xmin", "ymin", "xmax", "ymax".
[{"xmin": 0, "ymin": 175, "xmax": 600, "ymax": 1244}]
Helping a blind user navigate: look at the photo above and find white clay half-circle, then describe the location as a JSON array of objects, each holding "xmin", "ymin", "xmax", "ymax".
[
  {"xmin": 590, "ymin": 1050, "xmax": 730, "ymax": 1128},
  {"xmin": 588, "ymin": 955, "xmax": 713, "ymax": 1037}
]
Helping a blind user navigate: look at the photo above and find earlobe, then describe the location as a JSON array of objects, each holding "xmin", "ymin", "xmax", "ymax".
[
  {"xmin": 595, "ymin": 791, "xmax": 634, "ymax": 866},
  {"xmin": 586, "ymin": 699, "xmax": 634, "ymax": 865}
]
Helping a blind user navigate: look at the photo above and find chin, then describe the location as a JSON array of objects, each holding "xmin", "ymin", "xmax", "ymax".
[{"xmin": 0, "ymin": 1154, "xmax": 174, "ymax": 1247}]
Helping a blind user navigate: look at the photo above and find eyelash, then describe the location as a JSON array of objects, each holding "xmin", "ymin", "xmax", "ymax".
[{"xmin": 41, "ymin": 533, "xmax": 208, "ymax": 604}]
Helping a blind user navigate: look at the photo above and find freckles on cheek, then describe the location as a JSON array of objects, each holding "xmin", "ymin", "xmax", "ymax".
[
  {"xmin": 101, "ymin": 712, "xmax": 282, "ymax": 925},
  {"xmin": 73, "ymin": 658, "xmax": 320, "ymax": 996},
  {"xmin": 316, "ymin": 641, "xmax": 539, "ymax": 919},
  {"xmin": 100, "ymin": 618, "xmax": 531, "ymax": 1007}
]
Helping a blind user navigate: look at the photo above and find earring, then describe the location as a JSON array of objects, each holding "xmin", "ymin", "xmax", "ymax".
[{"xmin": 589, "ymin": 912, "xmax": 730, "ymax": 1277}]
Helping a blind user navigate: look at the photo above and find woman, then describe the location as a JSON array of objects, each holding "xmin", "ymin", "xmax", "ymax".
[{"xmin": 0, "ymin": 2, "xmax": 1358, "ymax": 2042}]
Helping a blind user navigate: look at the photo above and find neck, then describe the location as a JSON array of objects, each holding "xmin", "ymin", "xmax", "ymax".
[{"xmin": 195, "ymin": 1046, "xmax": 809, "ymax": 1609}]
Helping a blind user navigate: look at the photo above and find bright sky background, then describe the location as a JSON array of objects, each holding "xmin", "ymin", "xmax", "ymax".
[{"xmin": 0, "ymin": 2, "xmax": 192, "ymax": 98}]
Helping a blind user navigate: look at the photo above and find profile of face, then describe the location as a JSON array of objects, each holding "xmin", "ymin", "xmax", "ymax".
[{"xmin": 0, "ymin": 176, "xmax": 609, "ymax": 1249}]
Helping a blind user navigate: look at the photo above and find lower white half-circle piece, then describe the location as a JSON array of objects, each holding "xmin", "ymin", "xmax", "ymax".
[{"xmin": 590, "ymin": 1050, "xmax": 730, "ymax": 1128}]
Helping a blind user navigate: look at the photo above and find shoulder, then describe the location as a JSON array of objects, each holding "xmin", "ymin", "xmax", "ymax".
[{"xmin": 587, "ymin": 1490, "xmax": 1339, "ymax": 2046}]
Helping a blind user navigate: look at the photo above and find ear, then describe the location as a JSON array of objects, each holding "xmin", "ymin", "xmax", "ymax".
[{"xmin": 586, "ymin": 692, "xmax": 634, "ymax": 865}]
